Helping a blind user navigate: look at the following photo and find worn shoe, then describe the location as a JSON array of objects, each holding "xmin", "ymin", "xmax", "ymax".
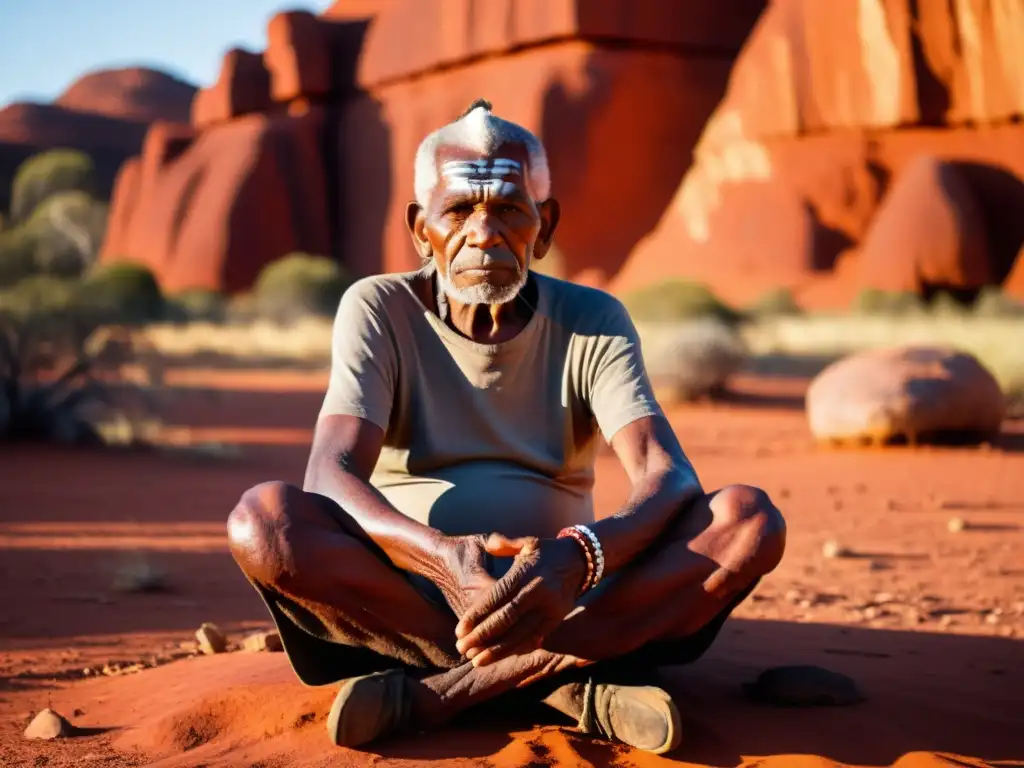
[
  {"xmin": 327, "ymin": 669, "xmax": 411, "ymax": 748},
  {"xmin": 547, "ymin": 678, "xmax": 682, "ymax": 754}
]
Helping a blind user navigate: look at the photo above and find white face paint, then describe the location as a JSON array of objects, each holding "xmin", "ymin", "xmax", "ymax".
[{"xmin": 440, "ymin": 158, "xmax": 525, "ymax": 200}]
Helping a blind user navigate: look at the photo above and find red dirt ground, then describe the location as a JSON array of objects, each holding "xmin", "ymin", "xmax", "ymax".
[{"xmin": 2, "ymin": 370, "xmax": 1022, "ymax": 768}]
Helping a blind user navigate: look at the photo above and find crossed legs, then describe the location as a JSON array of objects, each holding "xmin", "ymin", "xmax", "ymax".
[{"xmin": 226, "ymin": 481, "xmax": 786, "ymax": 730}]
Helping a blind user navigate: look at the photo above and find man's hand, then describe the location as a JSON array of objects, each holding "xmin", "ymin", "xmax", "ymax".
[
  {"xmin": 453, "ymin": 535, "xmax": 588, "ymax": 667},
  {"xmin": 432, "ymin": 534, "xmax": 503, "ymax": 618}
]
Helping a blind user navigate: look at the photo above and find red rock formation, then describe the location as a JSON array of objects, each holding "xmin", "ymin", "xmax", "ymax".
[
  {"xmin": 0, "ymin": 68, "xmax": 197, "ymax": 214},
  {"xmin": 615, "ymin": 0, "xmax": 1024, "ymax": 301},
  {"xmin": 191, "ymin": 50, "xmax": 271, "ymax": 129},
  {"xmin": 54, "ymin": 67, "xmax": 195, "ymax": 123},
  {"xmin": 856, "ymin": 156, "xmax": 991, "ymax": 293},
  {"xmin": 100, "ymin": 0, "xmax": 764, "ymax": 293}
]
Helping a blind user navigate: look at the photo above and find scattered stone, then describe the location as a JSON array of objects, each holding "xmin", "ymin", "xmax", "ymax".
[
  {"xmin": 743, "ymin": 665, "xmax": 865, "ymax": 707},
  {"xmin": 778, "ymin": 487, "xmax": 791, "ymax": 500},
  {"xmin": 784, "ymin": 589, "xmax": 802, "ymax": 604},
  {"xmin": 984, "ymin": 612, "xmax": 1001, "ymax": 625},
  {"xmin": 947, "ymin": 517, "xmax": 967, "ymax": 533},
  {"xmin": 822, "ymin": 540, "xmax": 852, "ymax": 559},
  {"xmin": 242, "ymin": 630, "xmax": 283, "ymax": 653},
  {"xmin": 798, "ymin": 599, "xmax": 813, "ymax": 609},
  {"xmin": 863, "ymin": 606, "xmax": 881, "ymax": 620},
  {"xmin": 24, "ymin": 709, "xmax": 76, "ymax": 740},
  {"xmin": 195, "ymin": 622, "xmax": 228, "ymax": 655},
  {"xmin": 940, "ymin": 615, "xmax": 954, "ymax": 627},
  {"xmin": 873, "ymin": 592, "xmax": 895, "ymax": 604}
]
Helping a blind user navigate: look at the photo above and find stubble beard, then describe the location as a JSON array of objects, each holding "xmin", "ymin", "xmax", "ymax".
[{"xmin": 433, "ymin": 245, "xmax": 532, "ymax": 307}]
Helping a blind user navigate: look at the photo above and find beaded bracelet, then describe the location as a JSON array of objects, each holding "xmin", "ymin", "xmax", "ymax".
[
  {"xmin": 557, "ymin": 526, "xmax": 595, "ymax": 596},
  {"xmin": 571, "ymin": 524, "xmax": 605, "ymax": 588}
]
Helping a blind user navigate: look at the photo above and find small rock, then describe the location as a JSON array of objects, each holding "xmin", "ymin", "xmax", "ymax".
[
  {"xmin": 873, "ymin": 592, "xmax": 895, "ymax": 604},
  {"xmin": 798, "ymin": 599, "xmax": 813, "ymax": 609},
  {"xmin": 73, "ymin": 708, "xmax": 84, "ymax": 717},
  {"xmin": 947, "ymin": 517, "xmax": 967, "ymax": 533},
  {"xmin": 822, "ymin": 540, "xmax": 851, "ymax": 559},
  {"xmin": 940, "ymin": 614, "xmax": 954, "ymax": 627},
  {"xmin": 784, "ymin": 589, "xmax": 802, "ymax": 604},
  {"xmin": 863, "ymin": 606, "xmax": 881, "ymax": 620},
  {"xmin": 743, "ymin": 665, "xmax": 865, "ymax": 707},
  {"xmin": 984, "ymin": 613, "xmax": 1001, "ymax": 625},
  {"xmin": 885, "ymin": 498, "xmax": 899, "ymax": 512},
  {"xmin": 779, "ymin": 487, "xmax": 791, "ymax": 500},
  {"xmin": 242, "ymin": 630, "xmax": 283, "ymax": 653},
  {"xmin": 24, "ymin": 708, "xmax": 76, "ymax": 740},
  {"xmin": 195, "ymin": 622, "xmax": 228, "ymax": 655}
]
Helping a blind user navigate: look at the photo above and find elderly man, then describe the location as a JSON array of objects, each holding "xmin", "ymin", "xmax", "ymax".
[{"xmin": 227, "ymin": 100, "xmax": 785, "ymax": 755}]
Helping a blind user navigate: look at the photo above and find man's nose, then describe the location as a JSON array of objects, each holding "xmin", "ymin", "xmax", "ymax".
[{"xmin": 463, "ymin": 210, "xmax": 502, "ymax": 250}]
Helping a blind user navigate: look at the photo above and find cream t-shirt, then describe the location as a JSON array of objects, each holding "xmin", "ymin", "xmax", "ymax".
[{"xmin": 318, "ymin": 269, "xmax": 661, "ymax": 539}]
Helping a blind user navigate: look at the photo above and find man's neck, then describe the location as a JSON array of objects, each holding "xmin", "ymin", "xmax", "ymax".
[{"xmin": 438, "ymin": 275, "xmax": 536, "ymax": 344}]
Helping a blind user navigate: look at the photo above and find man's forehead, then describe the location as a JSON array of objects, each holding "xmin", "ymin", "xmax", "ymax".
[{"xmin": 432, "ymin": 142, "xmax": 533, "ymax": 200}]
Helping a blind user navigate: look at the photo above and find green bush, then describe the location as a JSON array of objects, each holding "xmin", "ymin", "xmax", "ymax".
[
  {"xmin": 621, "ymin": 280, "xmax": 741, "ymax": 325},
  {"xmin": 76, "ymin": 261, "xmax": 165, "ymax": 325},
  {"xmin": 26, "ymin": 190, "xmax": 108, "ymax": 278},
  {"xmin": 10, "ymin": 149, "xmax": 97, "ymax": 224},
  {"xmin": 747, "ymin": 287, "xmax": 803, "ymax": 318},
  {"xmin": 0, "ymin": 226, "xmax": 40, "ymax": 287},
  {"xmin": 851, "ymin": 288, "xmax": 928, "ymax": 316},
  {"xmin": 165, "ymin": 289, "xmax": 227, "ymax": 324},
  {"xmin": 253, "ymin": 253, "xmax": 352, "ymax": 325},
  {"xmin": 0, "ymin": 275, "xmax": 78, "ymax": 319}
]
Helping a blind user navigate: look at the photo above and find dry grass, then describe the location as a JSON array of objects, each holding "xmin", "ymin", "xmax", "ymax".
[{"xmin": 135, "ymin": 313, "xmax": 1024, "ymax": 403}]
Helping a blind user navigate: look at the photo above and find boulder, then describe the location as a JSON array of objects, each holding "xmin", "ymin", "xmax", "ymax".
[
  {"xmin": 24, "ymin": 709, "xmax": 76, "ymax": 740},
  {"xmin": 196, "ymin": 622, "xmax": 228, "ymax": 655},
  {"xmin": 191, "ymin": 49, "xmax": 272, "ymax": 129},
  {"xmin": 857, "ymin": 156, "xmax": 991, "ymax": 293},
  {"xmin": 806, "ymin": 347, "xmax": 1006, "ymax": 445}
]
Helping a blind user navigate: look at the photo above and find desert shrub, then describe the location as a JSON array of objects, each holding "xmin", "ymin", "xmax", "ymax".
[
  {"xmin": 929, "ymin": 290, "xmax": 969, "ymax": 317},
  {"xmin": 253, "ymin": 253, "xmax": 352, "ymax": 325},
  {"xmin": 747, "ymin": 287, "xmax": 802, "ymax": 318},
  {"xmin": 851, "ymin": 288, "xmax": 927, "ymax": 316},
  {"xmin": 622, "ymin": 280, "xmax": 741, "ymax": 325},
  {"xmin": 0, "ymin": 312, "xmax": 149, "ymax": 445},
  {"xmin": 10, "ymin": 149, "xmax": 96, "ymax": 224},
  {"xmin": 26, "ymin": 190, "xmax": 108, "ymax": 278},
  {"xmin": 0, "ymin": 226, "xmax": 40, "ymax": 287},
  {"xmin": 165, "ymin": 289, "xmax": 227, "ymax": 324},
  {"xmin": 75, "ymin": 261, "xmax": 165, "ymax": 326},
  {"xmin": 641, "ymin": 318, "xmax": 747, "ymax": 402},
  {"xmin": 973, "ymin": 286, "xmax": 1024, "ymax": 318},
  {"xmin": 0, "ymin": 275, "xmax": 79, "ymax": 320}
]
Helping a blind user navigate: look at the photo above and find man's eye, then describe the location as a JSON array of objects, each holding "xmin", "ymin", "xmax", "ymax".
[
  {"xmin": 444, "ymin": 204, "xmax": 473, "ymax": 217},
  {"xmin": 496, "ymin": 204, "xmax": 521, "ymax": 216}
]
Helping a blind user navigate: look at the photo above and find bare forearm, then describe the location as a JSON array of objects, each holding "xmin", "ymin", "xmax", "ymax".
[
  {"xmin": 588, "ymin": 462, "xmax": 703, "ymax": 575},
  {"xmin": 303, "ymin": 463, "xmax": 446, "ymax": 580}
]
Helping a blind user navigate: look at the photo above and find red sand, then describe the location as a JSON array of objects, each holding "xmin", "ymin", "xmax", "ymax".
[{"xmin": 2, "ymin": 370, "xmax": 1022, "ymax": 767}]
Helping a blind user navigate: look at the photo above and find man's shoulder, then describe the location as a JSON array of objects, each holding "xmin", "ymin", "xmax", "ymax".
[
  {"xmin": 339, "ymin": 270, "xmax": 425, "ymax": 318},
  {"xmin": 536, "ymin": 273, "xmax": 634, "ymax": 336}
]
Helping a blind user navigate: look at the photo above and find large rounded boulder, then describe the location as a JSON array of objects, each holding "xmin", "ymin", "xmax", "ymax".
[{"xmin": 806, "ymin": 347, "xmax": 1006, "ymax": 445}]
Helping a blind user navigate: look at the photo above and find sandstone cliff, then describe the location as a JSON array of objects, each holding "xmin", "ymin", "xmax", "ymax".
[
  {"xmin": 99, "ymin": 0, "xmax": 764, "ymax": 293},
  {"xmin": 615, "ymin": 0, "xmax": 1024, "ymax": 303}
]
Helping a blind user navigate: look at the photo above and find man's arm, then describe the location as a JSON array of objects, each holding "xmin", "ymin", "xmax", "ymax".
[
  {"xmin": 584, "ymin": 413, "xmax": 703, "ymax": 575},
  {"xmin": 304, "ymin": 413, "xmax": 447, "ymax": 580}
]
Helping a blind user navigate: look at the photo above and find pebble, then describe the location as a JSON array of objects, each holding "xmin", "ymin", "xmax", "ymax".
[
  {"xmin": 984, "ymin": 613, "xmax": 1001, "ymax": 625},
  {"xmin": 24, "ymin": 709, "xmax": 75, "ymax": 740},
  {"xmin": 196, "ymin": 622, "xmax": 228, "ymax": 655},
  {"xmin": 784, "ymin": 589, "xmax": 803, "ymax": 603},
  {"xmin": 242, "ymin": 630, "xmax": 283, "ymax": 653},
  {"xmin": 947, "ymin": 517, "xmax": 967, "ymax": 533},
  {"xmin": 822, "ymin": 540, "xmax": 851, "ymax": 559},
  {"xmin": 873, "ymin": 592, "xmax": 895, "ymax": 604},
  {"xmin": 940, "ymin": 615, "xmax": 954, "ymax": 627}
]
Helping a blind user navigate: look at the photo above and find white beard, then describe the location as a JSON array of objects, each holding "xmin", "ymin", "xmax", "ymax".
[{"xmin": 426, "ymin": 246, "xmax": 532, "ymax": 307}]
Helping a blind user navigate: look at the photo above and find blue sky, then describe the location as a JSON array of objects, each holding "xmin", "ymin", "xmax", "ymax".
[{"xmin": 0, "ymin": 0, "xmax": 332, "ymax": 105}]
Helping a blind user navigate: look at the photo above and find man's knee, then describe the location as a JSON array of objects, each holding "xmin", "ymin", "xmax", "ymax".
[
  {"xmin": 711, "ymin": 484, "xmax": 787, "ymax": 575},
  {"xmin": 226, "ymin": 480, "xmax": 315, "ymax": 585}
]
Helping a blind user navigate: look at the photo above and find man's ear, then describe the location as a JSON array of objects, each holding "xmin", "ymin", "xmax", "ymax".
[
  {"xmin": 531, "ymin": 198, "xmax": 561, "ymax": 262},
  {"xmin": 405, "ymin": 201, "xmax": 433, "ymax": 261}
]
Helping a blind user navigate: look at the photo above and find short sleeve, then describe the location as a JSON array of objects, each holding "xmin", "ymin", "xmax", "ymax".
[
  {"xmin": 587, "ymin": 299, "xmax": 662, "ymax": 442},
  {"xmin": 318, "ymin": 279, "xmax": 398, "ymax": 431}
]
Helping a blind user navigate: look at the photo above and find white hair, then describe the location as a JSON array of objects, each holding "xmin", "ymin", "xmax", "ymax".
[{"xmin": 413, "ymin": 100, "xmax": 551, "ymax": 207}]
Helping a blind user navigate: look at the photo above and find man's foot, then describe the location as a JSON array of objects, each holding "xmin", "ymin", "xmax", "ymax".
[
  {"xmin": 543, "ymin": 678, "xmax": 682, "ymax": 754},
  {"xmin": 327, "ymin": 669, "xmax": 411, "ymax": 747}
]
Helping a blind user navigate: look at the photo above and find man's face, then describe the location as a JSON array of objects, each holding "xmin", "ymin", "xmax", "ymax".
[{"xmin": 408, "ymin": 142, "xmax": 559, "ymax": 306}]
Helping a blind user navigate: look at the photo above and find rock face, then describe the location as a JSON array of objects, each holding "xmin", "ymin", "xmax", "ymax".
[
  {"xmin": 806, "ymin": 347, "xmax": 1006, "ymax": 445},
  {"xmin": 616, "ymin": 0, "xmax": 1024, "ymax": 300},
  {"xmin": 99, "ymin": 0, "xmax": 764, "ymax": 292},
  {"xmin": 0, "ymin": 68, "xmax": 197, "ymax": 214}
]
